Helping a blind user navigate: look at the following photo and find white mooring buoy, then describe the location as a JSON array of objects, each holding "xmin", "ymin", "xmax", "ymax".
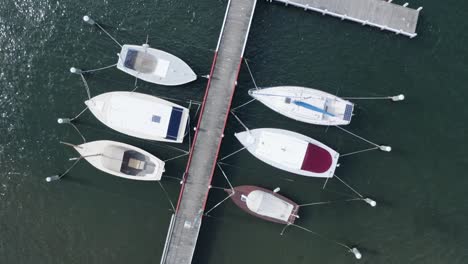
[
  {"xmin": 351, "ymin": 248, "xmax": 362, "ymax": 259},
  {"xmin": 57, "ymin": 118, "xmax": 71, "ymax": 124},
  {"xmin": 273, "ymin": 187, "xmax": 280, "ymax": 193},
  {"xmin": 83, "ymin": 15, "xmax": 95, "ymax": 25},
  {"xmin": 379, "ymin": 145, "xmax": 392, "ymax": 152},
  {"xmin": 364, "ymin": 198, "xmax": 377, "ymax": 207},
  {"xmin": 69, "ymin": 67, "xmax": 82, "ymax": 74},
  {"xmin": 391, "ymin": 94, "xmax": 405, "ymax": 101},
  {"xmin": 46, "ymin": 175, "xmax": 60, "ymax": 182}
]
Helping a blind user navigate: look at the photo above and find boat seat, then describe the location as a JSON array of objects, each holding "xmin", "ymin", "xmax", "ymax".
[
  {"xmin": 128, "ymin": 158, "xmax": 145, "ymax": 170},
  {"xmin": 120, "ymin": 150, "xmax": 155, "ymax": 176}
]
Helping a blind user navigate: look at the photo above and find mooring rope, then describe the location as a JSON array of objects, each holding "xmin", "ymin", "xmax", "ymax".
[
  {"xmin": 340, "ymin": 146, "xmax": 379, "ymax": 157},
  {"xmin": 81, "ymin": 63, "xmax": 117, "ymax": 73},
  {"xmin": 218, "ymin": 146, "xmax": 246, "ymax": 162},
  {"xmin": 334, "ymin": 175, "xmax": 364, "ymax": 198},
  {"xmin": 334, "ymin": 125, "xmax": 379, "ymax": 148},
  {"xmin": 70, "ymin": 107, "xmax": 89, "ymax": 121},
  {"xmin": 203, "ymin": 163, "xmax": 235, "ymax": 215},
  {"xmin": 299, "ymin": 198, "xmax": 361, "ymax": 207},
  {"xmin": 69, "ymin": 123, "xmax": 87, "ymax": 143},
  {"xmin": 286, "ymin": 224, "xmax": 353, "ymax": 251},
  {"xmin": 95, "ymin": 23, "xmax": 122, "ymax": 48},
  {"xmin": 161, "ymin": 175, "xmax": 183, "ymax": 181},
  {"xmin": 163, "ymin": 153, "xmax": 189, "ymax": 162},
  {"xmin": 231, "ymin": 98, "xmax": 256, "ymax": 112},
  {"xmin": 158, "ymin": 181, "xmax": 175, "ymax": 212},
  {"xmin": 244, "ymin": 58, "xmax": 258, "ymax": 89},
  {"xmin": 79, "ymin": 73, "xmax": 92, "ymax": 100},
  {"xmin": 217, "ymin": 163, "xmax": 234, "ymax": 191},
  {"xmin": 230, "ymin": 111, "xmax": 250, "ymax": 132}
]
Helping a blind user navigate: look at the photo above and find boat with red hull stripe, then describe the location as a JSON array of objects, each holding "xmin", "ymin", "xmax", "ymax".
[{"xmin": 226, "ymin": 185, "xmax": 299, "ymax": 225}]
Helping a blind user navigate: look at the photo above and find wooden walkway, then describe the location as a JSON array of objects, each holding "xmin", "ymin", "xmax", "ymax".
[
  {"xmin": 269, "ymin": 0, "xmax": 422, "ymax": 38},
  {"xmin": 160, "ymin": 0, "xmax": 257, "ymax": 263}
]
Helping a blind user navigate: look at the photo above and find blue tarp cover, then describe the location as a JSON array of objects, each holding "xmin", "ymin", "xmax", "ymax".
[
  {"xmin": 343, "ymin": 104, "xmax": 353, "ymax": 121},
  {"xmin": 166, "ymin": 107, "xmax": 183, "ymax": 140},
  {"xmin": 124, "ymin": 49, "xmax": 138, "ymax": 70}
]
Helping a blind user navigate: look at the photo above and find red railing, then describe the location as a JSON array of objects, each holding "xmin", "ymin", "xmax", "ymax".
[{"xmin": 174, "ymin": 51, "xmax": 219, "ymax": 212}]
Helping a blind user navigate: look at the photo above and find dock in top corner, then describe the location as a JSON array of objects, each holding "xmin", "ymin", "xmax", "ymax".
[{"xmin": 268, "ymin": 0, "xmax": 422, "ymax": 38}]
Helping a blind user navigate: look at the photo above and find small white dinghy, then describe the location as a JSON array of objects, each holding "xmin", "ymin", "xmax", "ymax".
[
  {"xmin": 117, "ymin": 44, "xmax": 197, "ymax": 86},
  {"xmin": 74, "ymin": 140, "xmax": 165, "ymax": 181},
  {"xmin": 235, "ymin": 128, "xmax": 339, "ymax": 178},
  {"xmin": 249, "ymin": 86, "xmax": 354, "ymax": 126},
  {"xmin": 86, "ymin": 91, "xmax": 189, "ymax": 143}
]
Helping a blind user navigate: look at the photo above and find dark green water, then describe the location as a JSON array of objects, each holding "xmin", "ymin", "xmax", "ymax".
[{"xmin": 1, "ymin": 0, "xmax": 468, "ymax": 263}]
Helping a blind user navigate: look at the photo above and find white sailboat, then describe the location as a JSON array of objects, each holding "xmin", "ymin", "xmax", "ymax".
[
  {"xmin": 249, "ymin": 86, "xmax": 354, "ymax": 126},
  {"xmin": 117, "ymin": 44, "xmax": 197, "ymax": 86},
  {"xmin": 235, "ymin": 128, "xmax": 339, "ymax": 178},
  {"xmin": 85, "ymin": 91, "xmax": 189, "ymax": 143},
  {"xmin": 74, "ymin": 140, "xmax": 165, "ymax": 181}
]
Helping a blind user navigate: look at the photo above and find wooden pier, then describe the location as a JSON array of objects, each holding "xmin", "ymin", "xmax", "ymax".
[
  {"xmin": 160, "ymin": 0, "xmax": 257, "ymax": 263},
  {"xmin": 269, "ymin": 0, "xmax": 422, "ymax": 38}
]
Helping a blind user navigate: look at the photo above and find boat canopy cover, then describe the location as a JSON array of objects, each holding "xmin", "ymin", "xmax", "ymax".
[
  {"xmin": 166, "ymin": 107, "xmax": 184, "ymax": 140},
  {"xmin": 301, "ymin": 143, "xmax": 333, "ymax": 173},
  {"xmin": 120, "ymin": 150, "xmax": 155, "ymax": 176},
  {"xmin": 246, "ymin": 190, "xmax": 293, "ymax": 222},
  {"xmin": 124, "ymin": 49, "xmax": 157, "ymax": 74}
]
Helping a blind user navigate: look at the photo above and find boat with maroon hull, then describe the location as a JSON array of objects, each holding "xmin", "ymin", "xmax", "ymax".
[
  {"xmin": 226, "ymin": 185, "xmax": 299, "ymax": 225},
  {"xmin": 235, "ymin": 128, "xmax": 339, "ymax": 178}
]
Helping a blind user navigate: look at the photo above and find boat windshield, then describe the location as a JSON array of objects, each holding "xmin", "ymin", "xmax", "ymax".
[
  {"xmin": 120, "ymin": 150, "xmax": 155, "ymax": 176},
  {"xmin": 124, "ymin": 49, "xmax": 157, "ymax": 73}
]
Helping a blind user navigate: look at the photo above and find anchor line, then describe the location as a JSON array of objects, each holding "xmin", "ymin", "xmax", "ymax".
[
  {"xmin": 80, "ymin": 73, "xmax": 92, "ymax": 100},
  {"xmin": 230, "ymin": 111, "xmax": 250, "ymax": 132},
  {"xmin": 231, "ymin": 98, "xmax": 256, "ymax": 112},
  {"xmin": 81, "ymin": 63, "xmax": 117, "ymax": 73},
  {"xmin": 288, "ymin": 224, "xmax": 352, "ymax": 251},
  {"xmin": 334, "ymin": 175, "xmax": 364, "ymax": 198},
  {"xmin": 244, "ymin": 58, "xmax": 258, "ymax": 89},
  {"xmin": 158, "ymin": 181, "xmax": 175, "ymax": 212},
  {"xmin": 334, "ymin": 125, "xmax": 379, "ymax": 148},
  {"xmin": 95, "ymin": 23, "xmax": 122, "ymax": 48}
]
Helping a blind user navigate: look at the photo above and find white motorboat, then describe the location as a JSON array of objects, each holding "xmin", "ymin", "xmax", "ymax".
[
  {"xmin": 249, "ymin": 86, "xmax": 354, "ymax": 126},
  {"xmin": 226, "ymin": 185, "xmax": 299, "ymax": 225},
  {"xmin": 116, "ymin": 44, "xmax": 197, "ymax": 86},
  {"xmin": 235, "ymin": 128, "xmax": 339, "ymax": 178},
  {"xmin": 74, "ymin": 140, "xmax": 165, "ymax": 181},
  {"xmin": 85, "ymin": 91, "xmax": 189, "ymax": 143}
]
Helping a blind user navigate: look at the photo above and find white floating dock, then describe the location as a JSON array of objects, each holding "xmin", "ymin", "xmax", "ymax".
[{"xmin": 268, "ymin": 0, "xmax": 422, "ymax": 38}]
